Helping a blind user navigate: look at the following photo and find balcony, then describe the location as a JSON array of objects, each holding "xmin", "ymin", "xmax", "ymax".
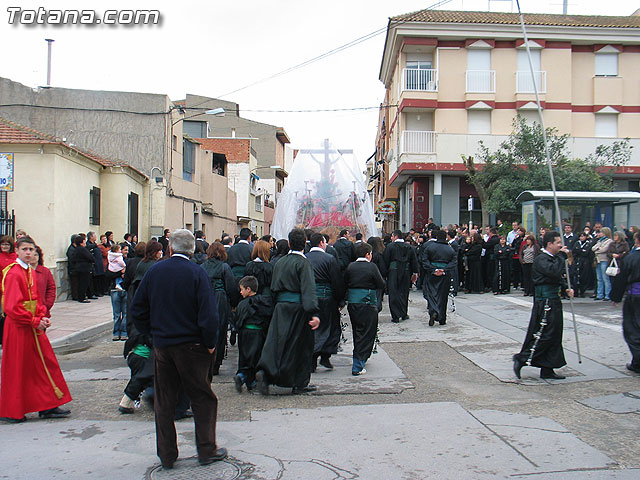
[
  {"xmin": 516, "ymin": 71, "xmax": 546, "ymax": 94},
  {"xmin": 402, "ymin": 68, "xmax": 438, "ymax": 92},
  {"xmin": 466, "ymin": 70, "xmax": 495, "ymax": 93},
  {"xmin": 400, "ymin": 131, "xmax": 436, "ymax": 155}
]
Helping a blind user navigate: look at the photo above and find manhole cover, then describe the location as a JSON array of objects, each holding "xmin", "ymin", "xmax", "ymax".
[{"xmin": 147, "ymin": 457, "xmax": 242, "ymax": 479}]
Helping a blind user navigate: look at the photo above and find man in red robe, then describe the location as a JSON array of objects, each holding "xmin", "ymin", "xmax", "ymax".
[{"xmin": 0, "ymin": 236, "xmax": 72, "ymax": 423}]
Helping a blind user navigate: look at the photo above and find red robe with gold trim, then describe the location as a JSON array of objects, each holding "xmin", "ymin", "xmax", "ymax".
[{"xmin": 0, "ymin": 263, "xmax": 72, "ymax": 418}]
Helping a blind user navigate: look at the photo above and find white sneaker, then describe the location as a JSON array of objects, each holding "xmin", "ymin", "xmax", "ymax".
[{"xmin": 352, "ymin": 368, "xmax": 366, "ymax": 376}]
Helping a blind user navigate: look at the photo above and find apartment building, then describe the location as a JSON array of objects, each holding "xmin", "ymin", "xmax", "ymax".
[
  {"xmin": 196, "ymin": 137, "xmax": 267, "ymax": 236},
  {"xmin": 374, "ymin": 9, "xmax": 640, "ymax": 231}
]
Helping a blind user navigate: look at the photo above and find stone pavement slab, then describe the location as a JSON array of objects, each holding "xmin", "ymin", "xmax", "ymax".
[
  {"xmin": 578, "ymin": 391, "xmax": 640, "ymax": 415},
  {"xmin": 387, "ymin": 291, "xmax": 631, "ymax": 386},
  {"xmin": 0, "ymin": 402, "xmax": 632, "ymax": 479}
]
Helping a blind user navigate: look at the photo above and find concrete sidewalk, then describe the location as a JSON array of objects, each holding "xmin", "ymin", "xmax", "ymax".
[{"xmin": 48, "ymin": 295, "xmax": 113, "ymax": 351}]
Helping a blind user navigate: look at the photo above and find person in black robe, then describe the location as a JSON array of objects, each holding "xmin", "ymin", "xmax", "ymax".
[
  {"xmin": 244, "ymin": 240, "xmax": 274, "ymax": 297},
  {"xmin": 611, "ymin": 231, "xmax": 640, "ymax": 374},
  {"xmin": 367, "ymin": 236, "xmax": 387, "ymax": 313},
  {"xmin": 234, "ymin": 276, "xmax": 274, "ymax": 392},
  {"xmin": 226, "ymin": 227, "xmax": 253, "ymax": 280},
  {"xmin": 421, "ymin": 230, "xmax": 456, "ymax": 326},
  {"xmin": 345, "ymin": 242, "xmax": 386, "ymax": 376},
  {"xmin": 447, "ymin": 230, "xmax": 460, "ymax": 296},
  {"xmin": 201, "ymin": 242, "xmax": 240, "ymax": 374},
  {"xmin": 307, "ymin": 233, "xmax": 345, "ymax": 371},
  {"xmin": 382, "ymin": 230, "xmax": 419, "ymax": 323},
  {"xmin": 483, "ymin": 228, "xmax": 500, "ymax": 291},
  {"xmin": 323, "ymin": 234, "xmax": 339, "ymax": 261},
  {"xmin": 493, "ymin": 236, "xmax": 511, "ymax": 294},
  {"xmin": 513, "ymin": 231, "xmax": 573, "ymax": 380},
  {"xmin": 571, "ymin": 233, "xmax": 593, "ymax": 298},
  {"xmin": 333, "ymin": 229, "xmax": 355, "ymax": 272},
  {"xmin": 270, "ymin": 239, "xmax": 289, "ymax": 265},
  {"xmin": 463, "ymin": 233, "xmax": 484, "ymax": 294},
  {"xmin": 510, "ymin": 227, "xmax": 525, "ymax": 290},
  {"xmin": 256, "ymin": 228, "xmax": 320, "ymax": 395}
]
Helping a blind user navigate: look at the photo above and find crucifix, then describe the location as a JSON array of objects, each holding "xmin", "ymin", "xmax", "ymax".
[{"xmin": 300, "ymin": 138, "xmax": 353, "ymax": 181}]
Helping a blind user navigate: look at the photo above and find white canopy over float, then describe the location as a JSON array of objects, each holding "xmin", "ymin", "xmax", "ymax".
[{"xmin": 271, "ymin": 139, "xmax": 378, "ymax": 241}]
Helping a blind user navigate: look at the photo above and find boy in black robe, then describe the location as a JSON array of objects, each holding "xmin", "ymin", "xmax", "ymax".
[
  {"xmin": 256, "ymin": 228, "xmax": 320, "ymax": 395},
  {"xmin": 307, "ymin": 233, "xmax": 345, "ymax": 371},
  {"xmin": 383, "ymin": 230, "xmax": 419, "ymax": 323},
  {"xmin": 234, "ymin": 276, "xmax": 274, "ymax": 392},
  {"xmin": 345, "ymin": 242, "xmax": 386, "ymax": 376},
  {"xmin": 611, "ymin": 231, "xmax": 640, "ymax": 374},
  {"xmin": 513, "ymin": 231, "xmax": 573, "ymax": 380}
]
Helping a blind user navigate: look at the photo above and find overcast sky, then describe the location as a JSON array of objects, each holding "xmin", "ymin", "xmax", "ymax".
[{"xmin": 0, "ymin": 0, "xmax": 636, "ymax": 165}]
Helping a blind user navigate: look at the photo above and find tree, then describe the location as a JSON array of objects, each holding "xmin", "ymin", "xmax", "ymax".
[{"xmin": 463, "ymin": 116, "xmax": 632, "ymax": 225}]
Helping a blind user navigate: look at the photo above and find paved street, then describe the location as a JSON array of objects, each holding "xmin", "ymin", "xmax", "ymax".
[{"xmin": 2, "ymin": 290, "xmax": 639, "ymax": 479}]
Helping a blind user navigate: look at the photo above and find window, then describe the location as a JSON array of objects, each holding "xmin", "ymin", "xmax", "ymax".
[
  {"xmin": 128, "ymin": 192, "xmax": 139, "ymax": 238},
  {"xmin": 255, "ymin": 194, "xmax": 263, "ymax": 212},
  {"xmin": 595, "ymin": 53, "xmax": 618, "ymax": 77},
  {"xmin": 518, "ymin": 110, "xmax": 540, "ymax": 125},
  {"xmin": 595, "ymin": 114, "xmax": 618, "ymax": 137},
  {"xmin": 89, "ymin": 186, "xmax": 101, "ymax": 225},
  {"xmin": 466, "ymin": 49, "xmax": 493, "ymax": 92},
  {"xmin": 212, "ymin": 153, "xmax": 226, "ymax": 176},
  {"xmin": 517, "ymin": 49, "xmax": 540, "ymax": 71},
  {"xmin": 172, "ymin": 135, "xmax": 177, "ymax": 151},
  {"xmin": 183, "ymin": 139, "xmax": 195, "ymax": 181},
  {"xmin": 516, "ymin": 49, "xmax": 545, "ymax": 93},
  {"xmin": 467, "ymin": 111, "xmax": 491, "ymax": 134},
  {"xmin": 405, "ymin": 54, "xmax": 435, "ymax": 90}
]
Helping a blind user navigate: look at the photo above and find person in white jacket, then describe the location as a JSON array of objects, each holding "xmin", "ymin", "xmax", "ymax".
[{"xmin": 592, "ymin": 227, "xmax": 613, "ymax": 301}]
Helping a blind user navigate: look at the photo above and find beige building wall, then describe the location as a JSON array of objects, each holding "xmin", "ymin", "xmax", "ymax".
[
  {"xmin": 543, "ymin": 49, "xmax": 572, "ymax": 103},
  {"xmin": 100, "ymin": 168, "xmax": 147, "ymax": 241},
  {"xmin": 571, "ymin": 52, "xmax": 593, "ymax": 106},
  {"xmin": 438, "ymin": 48, "xmax": 465, "ymax": 100}
]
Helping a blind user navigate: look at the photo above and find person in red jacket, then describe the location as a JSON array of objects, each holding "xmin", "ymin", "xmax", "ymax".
[
  {"xmin": 0, "ymin": 236, "xmax": 72, "ymax": 423},
  {"xmin": 29, "ymin": 246, "xmax": 56, "ymax": 317},
  {"xmin": 0, "ymin": 235, "xmax": 18, "ymax": 344}
]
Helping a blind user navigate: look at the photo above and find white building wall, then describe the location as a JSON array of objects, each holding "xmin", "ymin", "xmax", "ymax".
[{"xmin": 227, "ymin": 163, "xmax": 250, "ymax": 218}]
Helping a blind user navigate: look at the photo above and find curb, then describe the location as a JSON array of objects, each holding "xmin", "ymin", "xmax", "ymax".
[{"xmin": 51, "ymin": 321, "xmax": 112, "ymax": 354}]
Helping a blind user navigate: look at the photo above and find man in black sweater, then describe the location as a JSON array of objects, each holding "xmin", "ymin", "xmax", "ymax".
[{"xmin": 131, "ymin": 229, "xmax": 226, "ymax": 469}]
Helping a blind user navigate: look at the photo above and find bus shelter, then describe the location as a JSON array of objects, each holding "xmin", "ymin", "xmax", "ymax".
[{"xmin": 516, "ymin": 191, "xmax": 640, "ymax": 233}]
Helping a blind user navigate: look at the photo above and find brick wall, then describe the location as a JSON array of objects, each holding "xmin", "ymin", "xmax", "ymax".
[{"xmin": 197, "ymin": 138, "xmax": 250, "ymax": 163}]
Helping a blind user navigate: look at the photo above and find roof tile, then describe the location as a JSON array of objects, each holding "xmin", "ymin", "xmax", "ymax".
[{"xmin": 392, "ymin": 10, "xmax": 640, "ymax": 28}]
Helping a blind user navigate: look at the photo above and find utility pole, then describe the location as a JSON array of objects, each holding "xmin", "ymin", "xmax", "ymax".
[{"xmin": 45, "ymin": 38, "xmax": 54, "ymax": 87}]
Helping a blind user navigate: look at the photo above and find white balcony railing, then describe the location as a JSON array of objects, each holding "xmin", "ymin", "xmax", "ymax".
[
  {"xmin": 400, "ymin": 131, "xmax": 436, "ymax": 155},
  {"xmin": 516, "ymin": 71, "xmax": 547, "ymax": 93},
  {"xmin": 465, "ymin": 70, "xmax": 496, "ymax": 93},
  {"xmin": 402, "ymin": 68, "xmax": 438, "ymax": 92}
]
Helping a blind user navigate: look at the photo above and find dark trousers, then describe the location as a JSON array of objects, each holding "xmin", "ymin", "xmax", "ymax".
[
  {"xmin": 154, "ymin": 343, "xmax": 218, "ymax": 463},
  {"xmin": 69, "ymin": 272, "xmax": 79, "ymax": 300},
  {"xmin": 522, "ymin": 263, "xmax": 534, "ymax": 295},
  {"xmin": 124, "ymin": 352, "xmax": 154, "ymax": 401},
  {"xmin": 511, "ymin": 258, "xmax": 522, "ymax": 288},
  {"xmin": 76, "ymin": 272, "xmax": 91, "ymax": 301}
]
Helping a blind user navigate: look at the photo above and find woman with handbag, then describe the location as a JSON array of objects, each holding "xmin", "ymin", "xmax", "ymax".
[
  {"xmin": 592, "ymin": 227, "xmax": 614, "ymax": 301},
  {"xmin": 607, "ymin": 231, "xmax": 630, "ymax": 298}
]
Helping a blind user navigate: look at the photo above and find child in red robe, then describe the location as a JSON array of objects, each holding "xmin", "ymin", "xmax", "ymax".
[{"xmin": 0, "ymin": 236, "xmax": 72, "ymax": 423}]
